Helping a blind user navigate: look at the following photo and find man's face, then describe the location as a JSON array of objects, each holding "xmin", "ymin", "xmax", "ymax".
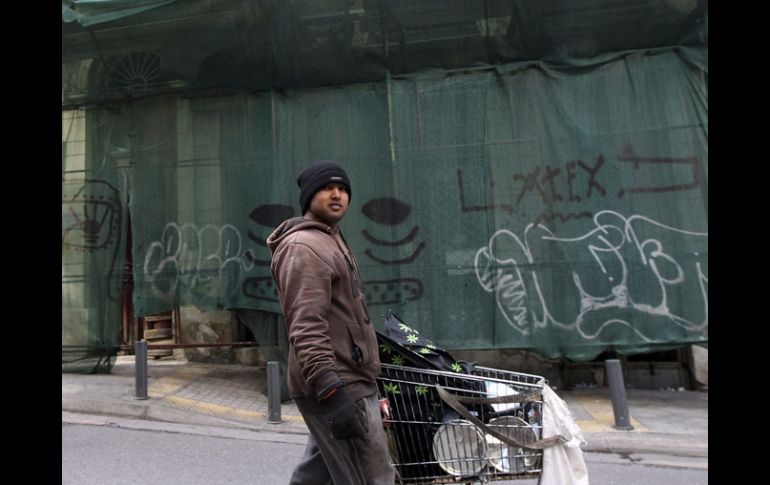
[{"xmin": 307, "ymin": 183, "xmax": 349, "ymax": 226}]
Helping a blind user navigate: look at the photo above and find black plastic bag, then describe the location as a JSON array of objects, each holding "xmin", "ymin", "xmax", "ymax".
[{"xmin": 376, "ymin": 311, "xmax": 492, "ymax": 481}]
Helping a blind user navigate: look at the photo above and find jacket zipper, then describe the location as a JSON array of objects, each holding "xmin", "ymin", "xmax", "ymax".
[{"xmin": 331, "ymin": 228, "xmax": 372, "ymax": 325}]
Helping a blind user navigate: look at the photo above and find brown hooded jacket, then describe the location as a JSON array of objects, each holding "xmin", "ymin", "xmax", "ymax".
[{"xmin": 267, "ymin": 217, "xmax": 380, "ymax": 402}]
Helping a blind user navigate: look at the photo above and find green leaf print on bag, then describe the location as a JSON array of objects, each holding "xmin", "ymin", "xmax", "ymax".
[{"xmin": 383, "ymin": 383, "xmax": 400, "ymax": 395}]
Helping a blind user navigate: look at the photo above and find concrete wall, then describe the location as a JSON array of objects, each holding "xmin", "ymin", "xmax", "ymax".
[
  {"xmin": 449, "ymin": 345, "xmax": 706, "ymax": 390},
  {"xmin": 168, "ymin": 306, "xmax": 707, "ymax": 390},
  {"xmin": 172, "ymin": 305, "xmax": 265, "ymax": 366}
]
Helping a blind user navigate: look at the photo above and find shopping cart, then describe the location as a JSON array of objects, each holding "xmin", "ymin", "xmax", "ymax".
[{"xmin": 377, "ymin": 363, "xmax": 547, "ymax": 484}]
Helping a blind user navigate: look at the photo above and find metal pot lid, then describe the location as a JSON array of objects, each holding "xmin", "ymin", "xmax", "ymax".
[
  {"xmin": 485, "ymin": 416, "xmax": 540, "ymax": 473},
  {"xmin": 432, "ymin": 419, "xmax": 487, "ymax": 477}
]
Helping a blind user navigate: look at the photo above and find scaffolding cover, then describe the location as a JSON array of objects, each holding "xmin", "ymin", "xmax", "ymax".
[{"xmin": 62, "ymin": 0, "xmax": 708, "ymax": 370}]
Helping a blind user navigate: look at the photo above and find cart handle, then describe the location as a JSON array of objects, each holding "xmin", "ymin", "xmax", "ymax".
[{"xmin": 435, "ymin": 385, "xmax": 567, "ymax": 450}]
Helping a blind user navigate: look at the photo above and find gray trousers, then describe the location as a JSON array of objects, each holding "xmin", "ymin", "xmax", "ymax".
[{"xmin": 289, "ymin": 391, "xmax": 396, "ymax": 485}]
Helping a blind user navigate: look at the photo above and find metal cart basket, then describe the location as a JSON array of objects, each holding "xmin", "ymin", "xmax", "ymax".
[{"xmin": 377, "ymin": 363, "xmax": 546, "ymax": 484}]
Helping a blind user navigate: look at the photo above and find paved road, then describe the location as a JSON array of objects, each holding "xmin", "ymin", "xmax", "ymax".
[{"xmin": 62, "ymin": 416, "xmax": 707, "ymax": 485}]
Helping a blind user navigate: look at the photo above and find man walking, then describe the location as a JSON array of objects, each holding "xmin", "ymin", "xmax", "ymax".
[{"xmin": 267, "ymin": 160, "xmax": 395, "ymax": 485}]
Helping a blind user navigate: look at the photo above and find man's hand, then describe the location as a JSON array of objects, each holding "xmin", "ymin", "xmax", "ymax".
[{"xmin": 320, "ymin": 386, "xmax": 366, "ymax": 440}]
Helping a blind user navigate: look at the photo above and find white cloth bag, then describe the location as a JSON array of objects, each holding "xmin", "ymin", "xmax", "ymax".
[{"xmin": 538, "ymin": 385, "xmax": 589, "ymax": 485}]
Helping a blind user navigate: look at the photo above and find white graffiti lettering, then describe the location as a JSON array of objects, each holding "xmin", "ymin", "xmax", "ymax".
[
  {"xmin": 475, "ymin": 210, "xmax": 708, "ymax": 341},
  {"xmin": 475, "ymin": 231, "xmax": 531, "ymax": 335},
  {"xmin": 143, "ymin": 222, "xmax": 255, "ymax": 301}
]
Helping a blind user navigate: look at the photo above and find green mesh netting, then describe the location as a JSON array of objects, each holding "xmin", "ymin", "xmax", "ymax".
[
  {"xmin": 62, "ymin": 113, "xmax": 126, "ymax": 372},
  {"xmin": 63, "ymin": 0, "xmax": 708, "ymax": 372}
]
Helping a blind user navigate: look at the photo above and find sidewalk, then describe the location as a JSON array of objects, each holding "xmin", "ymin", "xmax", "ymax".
[{"xmin": 62, "ymin": 356, "xmax": 707, "ymax": 458}]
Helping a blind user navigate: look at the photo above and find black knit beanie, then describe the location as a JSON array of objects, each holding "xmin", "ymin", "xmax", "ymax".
[{"xmin": 297, "ymin": 160, "xmax": 352, "ymax": 215}]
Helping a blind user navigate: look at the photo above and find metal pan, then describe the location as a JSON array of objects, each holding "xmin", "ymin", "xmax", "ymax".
[
  {"xmin": 485, "ymin": 416, "xmax": 540, "ymax": 473},
  {"xmin": 432, "ymin": 419, "xmax": 487, "ymax": 477}
]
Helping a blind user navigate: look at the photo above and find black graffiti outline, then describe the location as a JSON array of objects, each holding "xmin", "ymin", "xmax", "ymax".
[
  {"xmin": 360, "ymin": 197, "xmax": 412, "ymax": 226},
  {"xmin": 457, "ymin": 168, "xmax": 514, "ymax": 214},
  {"xmin": 362, "ymin": 226, "xmax": 420, "ymax": 247},
  {"xmin": 364, "ymin": 242, "xmax": 427, "ymax": 265},
  {"xmin": 617, "ymin": 146, "xmax": 700, "ymax": 196},
  {"xmin": 542, "ymin": 165, "xmax": 563, "ymax": 202},
  {"xmin": 244, "ymin": 249, "xmax": 271, "ymax": 266},
  {"xmin": 62, "ymin": 178, "xmax": 123, "ymax": 302},
  {"xmin": 513, "ymin": 166, "xmax": 547, "ymax": 207},
  {"xmin": 533, "ymin": 211, "xmax": 593, "ymax": 225},
  {"xmin": 577, "ymin": 155, "xmax": 607, "ymax": 198},
  {"xmin": 565, "ymin": 161, "xmax": 581, "ymax": 202},
  {"xmin": 247, "ymin": 230, "xmax": 268, "ymax": 247},
  {"xmin": 242, "ymin": 203, "xmax": 294, "ymax": 275},
  {"xmin": 242, "ymin": 276, "xmax": 280, "ymax": 303},
  {"xmin": 364, "ymin": 278, "xmax": 424, "ymax": 306}
]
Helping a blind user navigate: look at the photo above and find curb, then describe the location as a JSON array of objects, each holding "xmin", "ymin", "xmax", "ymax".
[
  {"xmin": 62, "ymin": 398, "xmax": 706, "ymax": 458},
  {"xmin": 61, "ymin": 397, "xmax": 310, "ymax": 436},
  {"xmin": 582, "ymin": 432, "xmax": 708, "ymax": 458},
  {"xmin": 62, "ymin": 411, "xmax": 309, "ymax": 446}
]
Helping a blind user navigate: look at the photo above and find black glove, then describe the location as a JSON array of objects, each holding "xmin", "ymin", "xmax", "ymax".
[{"xmin": 319, "ymin": 386, "xmax": 366, "ymax": 440}]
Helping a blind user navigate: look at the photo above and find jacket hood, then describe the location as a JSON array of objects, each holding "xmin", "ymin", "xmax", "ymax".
[{"xmin": 266, "ymin": 217, "xmax": 334, "ymax": 253}]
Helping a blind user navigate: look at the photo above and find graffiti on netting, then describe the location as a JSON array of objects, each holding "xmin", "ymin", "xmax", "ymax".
[
  {"xmin": 241, "ymin": 204, "xmax": 295, "ymax": 303},
  {"xmin": 458, "ymin": 146, "xmax": 702, "ymax": 225},
  {"xmin": 62, "ymin": 178, "xmax": 123, "ymax": 300},
  {"xmin": 143, "ymin": 222, "xmax": 254, "ymax": 301},
  {"xmin": 360, "ymin": 197, "xmax": 425, "ymax": 305},
  {"xmin": 62, "ymin": 179, "xmax": 122, "ymax": 252},
  {"xmin": 239, "ymin": 199, "xmax": 427, "ymax": 306},
  {"xmin": 474, "ymin": 210, "xmax": 707, "ymax": 341}
]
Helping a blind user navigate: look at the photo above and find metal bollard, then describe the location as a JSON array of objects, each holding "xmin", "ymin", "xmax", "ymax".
[
  {"xmin": 135, "ymin": 340, "xmax": 148, "ymax": 400},
  {"xmin": 605, "ymin": 359, "xmax": 633, "ymax": 430},
  {"xmin": 267, "ymin": 361, "xmax": 283, "ymax": 424}
]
